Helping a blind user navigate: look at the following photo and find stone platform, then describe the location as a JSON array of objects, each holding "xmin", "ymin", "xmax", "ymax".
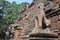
[
  {"xmin": 29, "ymin": 32, "xmax": 58, "ymax": 38},
  {"xmin": 29, "ymin": 32, "xmax": 58, "ymax": 40}
]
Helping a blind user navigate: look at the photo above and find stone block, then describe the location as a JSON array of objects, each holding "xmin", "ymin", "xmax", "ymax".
[
  {"xmin": 51, "ymin": 16, "xmax": 58, "ymax": 22},
  {"xmin": 56, "ymin": 21, "xmax": 60, "ymax": 29}
]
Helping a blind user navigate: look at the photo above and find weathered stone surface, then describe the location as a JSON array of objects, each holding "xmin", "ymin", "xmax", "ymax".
[
  {"xmin": 8, "ymin": 0, "xmax": 60, "ymax": 40},
  {"xmin": 51, "ymin": 16, "xmax": 58, "ymax": 22},
  {"xmin": 56, "ymin": 21, "xmax": 60, "ymax": 29},
  {"xmin": 30, "ymin": 37, "xmax": 57, "ymax": 40},
  {"xmin": 13, "ymin": 29, "xmax": 21, "ymax": 40},
  {"xmin": 29, "ymin": 28, "xmax": 58, "ymax": 38}
]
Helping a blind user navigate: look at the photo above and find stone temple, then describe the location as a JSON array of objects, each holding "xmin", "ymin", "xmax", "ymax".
[{"xmin": 9, "ymin": 0, "xmax": 60, "ymax": 40}]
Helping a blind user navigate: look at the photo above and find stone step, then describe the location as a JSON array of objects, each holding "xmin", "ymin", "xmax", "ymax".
[
  {"xmin": 30, "ymin": 37, "xmax": 57, "ymax": 40},
  {"xmin": 29, "ymin": 32, "xmax": 58, "ymax": 38}
]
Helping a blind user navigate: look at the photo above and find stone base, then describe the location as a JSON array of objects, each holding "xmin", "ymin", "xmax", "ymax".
[
  {"xmin": 29, "ymin": 33, "xmax": 58, "ymax": 38},
  {"xmin": 29, "ymin": 28, "xmax": 58, "ymax": 40},
  {"xmin": 30, "ymin": 37, "xmax": 57, "ymax": 40},
  {"xmin": 29, "ymin": 33, "xmax": 58, "ymax": 40},
  {"xmin": 30, "ymin": 28, "xmax": 51, "ymax": 34}
]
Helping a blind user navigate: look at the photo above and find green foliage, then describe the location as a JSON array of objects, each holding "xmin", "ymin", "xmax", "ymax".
[{"xmin": 0, "ymin": 0, "xmax": 28, "ymax": 32}]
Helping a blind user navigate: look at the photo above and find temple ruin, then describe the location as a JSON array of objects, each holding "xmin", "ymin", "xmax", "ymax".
[{"xmin": 9, "ymin": 0, "xmax": 60, "ymax": 40}]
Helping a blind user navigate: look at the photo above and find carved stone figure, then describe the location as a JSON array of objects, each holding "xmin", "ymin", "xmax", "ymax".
[{"xmin": 31, "ymin": 3, "xmax": 51, "ymax": 34}]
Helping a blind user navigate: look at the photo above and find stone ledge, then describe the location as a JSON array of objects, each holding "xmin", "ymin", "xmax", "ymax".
[
  {"xmin": 29, "ymin": 32, "xmax": 58, "ymax": 38},
  {"xmin": 30, "ymin": 37, "xmax": 57, "ymax": 40}
]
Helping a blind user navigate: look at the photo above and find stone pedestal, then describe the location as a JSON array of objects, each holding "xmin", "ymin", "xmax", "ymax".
[
  {"xmin": 29, "ymin": 33, "xmax": 58, "ymax": 40},
  {"xmin": 29, "ymin": 29, "xmax": 58, "ymax": 40}
]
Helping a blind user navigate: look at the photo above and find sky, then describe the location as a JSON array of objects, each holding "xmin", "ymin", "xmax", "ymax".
[{"xmin": 7, "ymin": 0, "xmax": 33, "ymax": 4}]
